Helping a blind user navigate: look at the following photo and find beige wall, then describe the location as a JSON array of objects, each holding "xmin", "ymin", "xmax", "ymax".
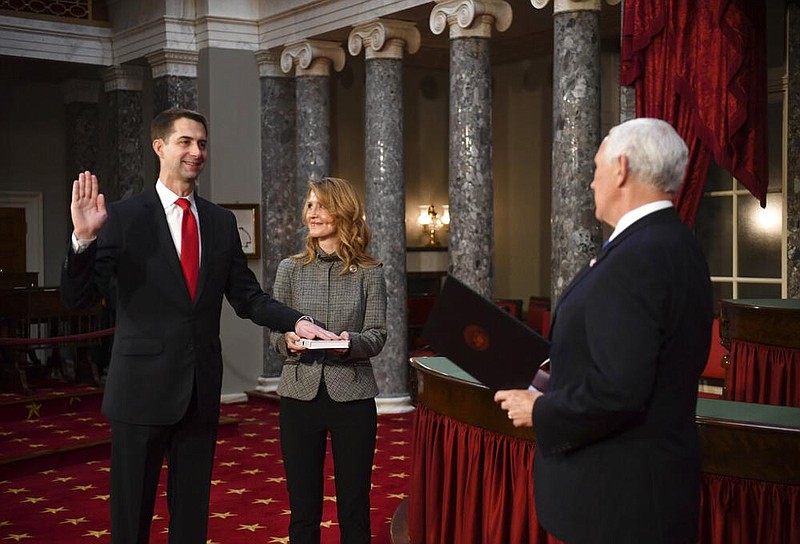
[
  {"xmin": 0, "ymin": 79, "xmax": 69, "ymax": 286},
  {"xmin": 199, "ymin": 47, "xmax": 267, "ymax": 396}
]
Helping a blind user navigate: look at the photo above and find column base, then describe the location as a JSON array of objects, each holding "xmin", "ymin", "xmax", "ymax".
[{"xmin": 376, "ymin": 395, "xmax": 415, "ymax": 415}]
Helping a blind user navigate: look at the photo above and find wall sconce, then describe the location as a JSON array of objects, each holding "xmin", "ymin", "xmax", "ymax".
[{"xmin": 417, "ymin": 204, "xmax": 450, "ymax": 247}]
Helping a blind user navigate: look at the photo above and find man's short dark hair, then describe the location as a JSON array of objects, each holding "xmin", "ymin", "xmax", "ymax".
[{"xmin": 151, "ymin": 108, "xmax": 208, "ymax": 141}]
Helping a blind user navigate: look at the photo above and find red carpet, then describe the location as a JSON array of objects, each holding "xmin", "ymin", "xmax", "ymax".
[{"xmin": 0, "ymin": 383, "xmax": 413, "ymax": 543}]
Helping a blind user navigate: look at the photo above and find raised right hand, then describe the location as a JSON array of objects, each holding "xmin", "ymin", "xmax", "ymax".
[{"xmin": 70, "ymin": 171, "xmax": 107, "ymax": 239}]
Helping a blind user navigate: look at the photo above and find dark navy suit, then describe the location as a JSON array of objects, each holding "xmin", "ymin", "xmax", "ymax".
[
  {"xmin": 533, "ymin": 208, "xmax": 713, "ymax": 543},
  {"xmin": 62, "ymin": 189, "xmax": 302, "ymax": 543}
]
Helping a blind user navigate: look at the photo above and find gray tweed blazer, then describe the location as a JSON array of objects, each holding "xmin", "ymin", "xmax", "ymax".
[{"xmin": 270, "ymin": 252, "xmax": 386, "ymax": 402}]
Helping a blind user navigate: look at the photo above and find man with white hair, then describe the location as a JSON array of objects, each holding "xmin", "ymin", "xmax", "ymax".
[{"xmin": 496, "ymin": 118, "xmax": 713, "ymax": 543}]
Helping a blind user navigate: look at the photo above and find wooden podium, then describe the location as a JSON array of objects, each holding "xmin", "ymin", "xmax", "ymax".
[
  {"xmin": 719, "ymin": 298, "xmax": 800, "ymax": 405},
  {"xmin": 397, "ymin": 357, "xmax": 800, "ymax": 544}
]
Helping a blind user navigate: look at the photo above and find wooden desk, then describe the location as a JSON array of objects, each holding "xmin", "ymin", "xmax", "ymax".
[
  {"xmin": 0, "ymin": 288, "xmax": 110, "ymax": 394},
  {"xmin": 720, "ymin": 298, "xmax": 800, "ymax": 406},
  {"xmin": 403, "ymin": 357, "xmax": 800, "ymax": 544}
]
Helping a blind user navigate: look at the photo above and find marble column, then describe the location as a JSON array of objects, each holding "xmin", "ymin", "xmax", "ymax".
[
  {"xmin": 61, "ymin": 79, "xmax": 100, "ymax": 179},
  {"xmin": 533, "ymin": 0, "xmax": 607, "ymax": 303},
  {"xmin": 281, "ymin": 40, "xmax": 345, "ymax": 250},
  {"xmin": 255, "ymin": 50, "xmax": 298, "ymax": 392},
  {"xmin": 146, "ymin": 50, "xmax": 199, "ymax": 112},
  {"xmin": 787, "ymin": 3, "xmax": 799, "ymax": 297},
  {"xmin": 430, "ymin": 0, "xmax": 512, "ymax": 299},
  {"xmin": 100, "ymin": 66, "xmax": 145, "ymax": 201},
  {"xmin": 349, "ymin": 20, "xmax": 421, "ymax": 411}
]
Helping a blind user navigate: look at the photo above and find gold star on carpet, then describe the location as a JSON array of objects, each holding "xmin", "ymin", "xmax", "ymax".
[
  {"xmin": 226, "ymin": 488, "xmax": 249, "ymax": 495},
  {"xmin": 21, "ymin": 497, "xmax": 46, "ymax": 504},
  {"xmin": 4, "ymin": 488, "xmax": 29, "ymax": 495},
  {"xmin": 387, "ymin": 493, "xmax": 408, "ymax": 499},
  {"xmin": 10, "ymin": 438, "xmax": 28, "ymax": 443},
  {"xmin": 0, "ymin": 521, "xmax": 11, "ymax": 527},
  {"xmin": 76, "ymin": 417, "xmax": 92, "ymax": 422},
  {"xmin": 323, "ymin": 495, "xmax": 337, "ymax": 503},
  {"xmin": 97, "ymin": 467, "xmax": 111, "ymax": 472},
  {"xmin": 370, "ymin": 483, "xmax": 380, "ymax": 490},
  {"xmin": 61, "ymin": 517, "xmax": 89, "ymax": 525},
  {"xmin": 210, "ymin": 512, "xmax": 237, "ymax": 519},
  {"xmin": 242, "ymin": 468, "xmax": 262, "ymax": 475},
  {"xmin": 252, "ymin": 452, "xmax": 271, "ymax": 458},
  {"xmin": 372, "ymin": 464, "xmax": 381, "ymax": 470},
  {"xmin": 42, "ymin": 507, "xmax": 66, "ymax": 514},
  {"xmin": 206, "ymin": 539, "xmax": 220, "ymax": 544},
  {"xmin": 152, "ymin": 514, "xmax": 163, "ymax": 521},
  {"xmin": 68, "ymin": 435, "xmax": 88, "ymax": 440},
  {"xmin": 243, "ymin": 432, "xmax": 258, "ymax": 438},
  {"xmin": 53, "ymin": 429, "xmax": 70, "ymax": 434},
  {"xmin": 265, "ymin": 477, "xmax": 285, "ymax": 484},
  {"xmin": 390, "ymin": 427, "xmax": 407, "ymax": 433},
  {"xmin": 38, "ymin": 424, "xmax": 56, "ymax": 429},
  {"xmin": 262, "ymin": 438, "xmax": 278, "ymax": 443},
  {"xmin": 53, "ymin": 477, "xmax": 74, "ymax": 483},
  {"xmin": 281, "ymin": 509, "xmax": 291, "ymax": 516},
  {"xmin": 0, "ymin": 431, "xmax": 11, "ymax": 436},
  {"xmin": 237, "ymin": 523, "xmax": 265, "ymax": 532},
  {"xmin": 3, "ymin": 533, "xmax": 32, "ymax": 541},
  {"xmin": 68, "ymin": 396, "xmax": 81, "ymax": 405},
  {"xmin": 319, "ymin": 519, "xmax": 336, "ymax": 528},
  {"xmin": 83, "ymin": 529, "xmax": 110, "ymax": 538},
  {"xmin": 218, "ymin": 461, "xmax": 238, "ymax": 467},
  {"xmin": 268, "ymin": 537, "xmax": 290, "ymax": 543},
  {"xmin": 92, "ymin": 495, "xmax": 110, "ymax": 501},
  {"xmin": 390, "ymin": 455, "xmax": 408, "ymax": 461},
  {"xmin": 25, "ymin": 402, "xmax": 41, "ymax": 419},
  {"xmin": 391, "ymin": 440, "xmax": 409, "ymax": 446},
  {"xmin": 27, "ymin": 444, "xmax": 45, "ymax": 449},
  {"xmin": 231, "ymin": 446, "xmax": 249, "ymax": 451},
  {"xmin": 210, "ymin": 479, "xmax": 225, "ymax": 486},
  {"xmin": 71, "ymin": 484, "xmax": 95, "ymax": 491},
  {"xmin": 216, "ymin": 439, "xmax": 227, "ymax": 445},
  {"xmin": 38, "ymin": 470, "xmax": 55, "ymax": 476},
  {"xmin": 390, "ymin": 472, "xmax": 409, "ymax": 479},
  {"xmin": 252, "ymin": 498, "xmax": 276, "ymax": 506}
]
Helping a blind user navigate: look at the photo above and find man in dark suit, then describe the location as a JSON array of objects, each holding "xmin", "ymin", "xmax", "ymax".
[
  {"xmin": 61, "ymin": 108, "xmax": 339, "ymax": 543},
  {"xmin": 495, "ymin": 118, "xmax": 713, "ymax": 543}
]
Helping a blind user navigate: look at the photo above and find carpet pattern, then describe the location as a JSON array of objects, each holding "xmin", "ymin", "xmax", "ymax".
[{"xmin": 0, "ymin": 384, "xmax": 413, "ymax": 543}]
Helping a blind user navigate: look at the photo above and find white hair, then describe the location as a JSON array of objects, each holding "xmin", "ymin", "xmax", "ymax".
[{"xmin": 602, "ymin": 118, "xmax": 689, "ymax": 193}]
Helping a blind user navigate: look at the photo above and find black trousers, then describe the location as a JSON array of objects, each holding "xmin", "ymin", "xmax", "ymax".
[
  {"xmin": 280, "ymin": 381, "xmax": 377, "ymax": 544},
  {"xmin": 109, "ymin": 391, "xmax": 217, "ymax": 544}
]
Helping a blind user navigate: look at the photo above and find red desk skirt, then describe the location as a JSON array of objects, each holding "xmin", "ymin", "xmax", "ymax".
[{"xmin": 409, "ymin": 405, "xmax": 800, "ymax": 544}]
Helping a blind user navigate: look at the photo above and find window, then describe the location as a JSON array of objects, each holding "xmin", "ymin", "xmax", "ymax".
[{"xmin": 694, "ymin": 76, "xmax": 786, "ymax": 301}]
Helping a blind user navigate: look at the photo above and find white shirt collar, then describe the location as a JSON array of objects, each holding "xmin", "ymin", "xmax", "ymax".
[
  {"xmin": 155, "ymin": 179, "xmax": 195, "ymax": 210},
  {"xmin": 607, "ymin": 200, "xmax": 673, "ymax": 243}
]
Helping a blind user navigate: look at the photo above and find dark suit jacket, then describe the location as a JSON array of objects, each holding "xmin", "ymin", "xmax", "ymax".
[
  {"xmin": 533, "ymin": 208, "xmax": 713, "ymax": 544},
  {"xmin": 61, "ymin": 189, "xmax": 302, "ymax": 426}
]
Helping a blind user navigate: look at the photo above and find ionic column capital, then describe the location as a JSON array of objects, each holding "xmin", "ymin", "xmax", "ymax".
[
  {"xmin": 100, "ymin": 65, "xmax": 145, "ymax": 92},
  {"xmin": 145, "ymin": 50, "xmax": 199, "ymax": 78},
  {"xmin": 280, "ymin": 40, "xmax": 345, "ymax": 77},
  {"xmin": 255, "ymin": 50, "xmax": 289, "ymax": 78},
  {"xmin": 430, "ymin": 0, "xmax": 512, "ymax": 39},
  {"xmin": 348, "ymin": 19, "xmax": 421, "ymax": 60},
  {"xmin": 531, "ymin": 0, "xmax": 620, "ymax": 14}
]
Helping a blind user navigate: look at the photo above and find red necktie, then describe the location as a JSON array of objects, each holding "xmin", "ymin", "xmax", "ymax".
[{"xmin": 175, "ymin": 198, "xmax": 199, "ymax": 300}]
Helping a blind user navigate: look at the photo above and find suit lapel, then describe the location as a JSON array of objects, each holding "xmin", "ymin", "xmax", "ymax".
[
  {"xmin": 195, "ymin": 197, "xmax": 215, "ymax": 300},
  {"xmin": 145, "ymin": 190, "xmax": 194, "ymax": 302}
]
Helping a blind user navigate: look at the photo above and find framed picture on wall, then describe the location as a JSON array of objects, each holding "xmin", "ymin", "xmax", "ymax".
[{"xmin": 220, "ymin": 203, "xmax": 260, "ymax": 259}]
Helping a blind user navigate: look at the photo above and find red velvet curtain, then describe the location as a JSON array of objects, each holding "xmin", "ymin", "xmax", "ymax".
[
  {"xmin": 409, "ymin": 404, "xmax": 562, "ymax": 544},
  {"xmin": 726, "ymin": 339, "xmax": 800, "ymax": 406},
  {"xmin": 700, "ymin": 473, "xmax": 800, "ymax": 544},
  {"xmin": 621, "ymin": 0, "xmax": 767, "ymax": 227}
]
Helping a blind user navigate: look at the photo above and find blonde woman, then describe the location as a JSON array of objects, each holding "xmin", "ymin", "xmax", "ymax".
[{"xmin": 270, "ymin": 177, "xmax": 387, "ymax": 543}]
